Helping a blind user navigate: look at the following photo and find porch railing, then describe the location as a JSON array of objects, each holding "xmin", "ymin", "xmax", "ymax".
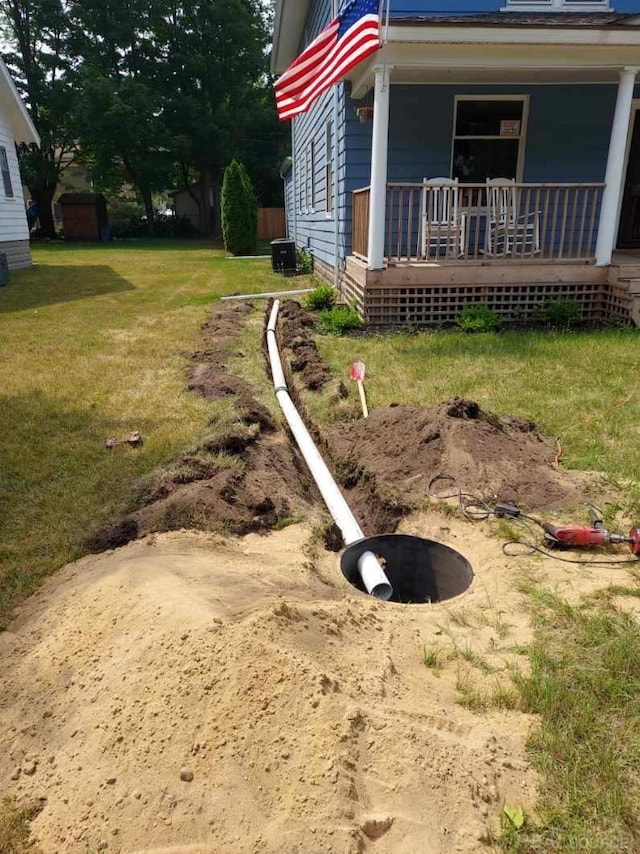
[
  {"xmin": 352, "ymin": 187, "xmax": 370, "ymax": 259},
  {"xmin": 352, "ymin": 182, "xmax": 605, "ymax": 264}
]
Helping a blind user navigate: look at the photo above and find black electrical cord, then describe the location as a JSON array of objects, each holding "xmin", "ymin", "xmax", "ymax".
[{"xmin": 427, "ymin": 473, "xmax": 640, "ymax": 567}]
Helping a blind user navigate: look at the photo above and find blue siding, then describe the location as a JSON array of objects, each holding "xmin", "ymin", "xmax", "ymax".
[
  {"xmin": 288, "ymin": 82, "xmax": 621, "ymax": 267},
  {"xmin": 390, "ymin": 1, "xmax": 504, "ymax": 13},
  {"xmin": 382, "ymin": 84, "xmax": 617, "ymax": 184},
  {"xmin": 389, "ymin": 1, "xmax": 640, "ymax": 14}
]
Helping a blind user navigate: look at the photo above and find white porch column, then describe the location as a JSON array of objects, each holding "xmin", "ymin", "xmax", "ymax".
[
  {"xmin": 367, "ymin": 65, "xmax": 391, "ymax": 270},
  {"xmin": 596, "ymin": 66, "xmax": 639, "ymax": 266}
]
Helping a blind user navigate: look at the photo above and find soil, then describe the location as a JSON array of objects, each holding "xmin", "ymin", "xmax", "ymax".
[
  {"xmin": 86, "ymin": 303, "xmax": 315, "ymax": 552},
  {"xmin": 1, "ymin": 298, "xmax": 628, "ymax": 854}
]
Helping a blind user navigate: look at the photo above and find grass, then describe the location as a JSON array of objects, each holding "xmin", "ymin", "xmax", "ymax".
[
  {"xmin": 0, "ymin": 797, "xmax": 42, "ymax": 853},
  {"xmin": 498, "ymin": 583, "xmax": 640, "ymax": 853},
  {"xmin": 0, "ymin": 239, "xmax": 301, "ymax": 628}
]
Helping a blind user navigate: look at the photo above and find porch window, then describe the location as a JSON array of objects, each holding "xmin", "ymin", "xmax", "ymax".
[
  {"xmin": 0, "ymin": 147, "xmax": 13, "ymax": 197},
  {"xmin": 325, "ymin": 119, "xmax": 334, "ymax": 215},
  {"xmin": 451, "ymin": 97, "xmax": 527, "ymax": 184},
  {"xmin": 503, "ymin": 1, "xmax": 610, "ymax": 10}
]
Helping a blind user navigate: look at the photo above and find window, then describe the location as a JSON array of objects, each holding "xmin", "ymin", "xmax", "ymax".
[
  {"xmin": 0, "ymin": 147, "xmax": 13, "ymax": 197},
  {"xmin": 503, "ymin": 1, "xmax": 610, "ymax": 10},
  {"xmin": 325, "ymin": 120, "xmax": 334, "ymax": 215},
  {"xmin": 451, "ymin": 97, "xmax": 528, "ymax": 183},
  {"xmin": 298, "ymin": 153, "xmax": 305, "ymax": 214},
  {"xmin": 309, "ymin": 141, "xmax": 316, "ymax": 210}
]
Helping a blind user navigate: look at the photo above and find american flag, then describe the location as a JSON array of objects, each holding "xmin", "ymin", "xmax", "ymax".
[{"xmin": 274, "ymin": 0, "xmax": 380, "ymax": 121}]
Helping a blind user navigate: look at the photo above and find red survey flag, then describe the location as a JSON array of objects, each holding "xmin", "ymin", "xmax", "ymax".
[
  {"xmin": 350, "ymin": 360, "xmax": 366, "ymax": 381},
  {"xmin": 274, "ymin": 0, "xmax": 380, "ymax": 121}
]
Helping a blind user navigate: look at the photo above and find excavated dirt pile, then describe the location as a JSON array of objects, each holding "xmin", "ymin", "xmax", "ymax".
[
  {"xmin": 325, "ymin": 399, "xmax": 597, "ymax": 519},
  {"xmin": 86, "ymin": 303, "xmax": 315, "ymax": 553}
]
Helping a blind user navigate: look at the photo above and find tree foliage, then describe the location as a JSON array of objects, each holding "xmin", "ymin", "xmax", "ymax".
[
  {"xmin": 0, "ymin": 0, "xmax": 76, "ymax": 236},
  {"xmin": 221, "ymin": 159, "xmax": 257, "ymax": 256},
  {"xmin": 0, "ymin": 0, "xmax": 286, "ymax": 236}
]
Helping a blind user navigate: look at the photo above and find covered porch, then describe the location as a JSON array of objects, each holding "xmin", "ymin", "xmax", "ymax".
[{"xmin": 340, "ymin": 17, "xmax": 640, "ymax": 326}]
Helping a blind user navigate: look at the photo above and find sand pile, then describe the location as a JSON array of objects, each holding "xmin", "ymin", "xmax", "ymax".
[{"xmin": 0, "ymin": 524, "xmax": 539, "ymax": 854}]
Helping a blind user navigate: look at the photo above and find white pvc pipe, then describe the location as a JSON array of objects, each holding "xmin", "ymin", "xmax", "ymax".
[
  {"xmin": 266, "ymin": 300, "xmax": 393, "ymax": 600},
  {"xmin": 221, "ymin": 288, "xmax": 313, "ymax": 302}
]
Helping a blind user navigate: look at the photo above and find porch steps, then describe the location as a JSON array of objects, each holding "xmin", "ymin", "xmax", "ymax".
[{"xmin": 615, "ymin": 278, "xmax": 640, "ymax": 327}]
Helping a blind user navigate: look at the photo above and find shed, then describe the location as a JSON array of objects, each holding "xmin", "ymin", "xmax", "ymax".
[{"xmin": 59, "ymin": 193, "xmax": 109, "ymax": 241}]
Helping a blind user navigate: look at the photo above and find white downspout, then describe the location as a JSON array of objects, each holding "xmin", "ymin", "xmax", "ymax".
[
  {"xmin": 333, "ymin": 87, "xmax": 340, "ymax": 289},
  {"xmin": 367, "ymin": 65, "xmax": 391, "ymax": 270},
  {"xmin": 266, "ymin": 300, "xmax": 393, "ymax": 600},
  {"xmin": 595, "ymin": 66, "xmax": 639, "ymax": 267},
  {"xmin": 291, "ymin": 116, "xmax": 298, "ymax": 245}
]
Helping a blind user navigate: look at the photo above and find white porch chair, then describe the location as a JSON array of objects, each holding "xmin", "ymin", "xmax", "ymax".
[
  {"xmin": 420, "ymin": 177, "xmax": 467, "ymax": 259},
  {"xmin": 485, "ymin": 177, "xmax": 540, "ymax": 257}
]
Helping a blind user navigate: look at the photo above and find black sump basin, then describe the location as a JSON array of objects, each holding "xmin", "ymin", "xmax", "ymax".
[{"xmin": 340, "ymin": 533, "xmax": 473, "ymax": 604}]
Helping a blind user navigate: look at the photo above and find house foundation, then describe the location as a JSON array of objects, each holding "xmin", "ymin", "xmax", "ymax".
[
  {"xmin": 336, "ymin": 256, "xmax": 638, "ymax": 328},
  {"xmin": 1, "ymin": 239, "xmax": 33, "ymax": 270}
]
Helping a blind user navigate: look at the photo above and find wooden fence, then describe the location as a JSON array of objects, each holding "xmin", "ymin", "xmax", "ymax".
[{"xmin": 258, "ymin": 208, "xmax": 286, "ymax": 241}]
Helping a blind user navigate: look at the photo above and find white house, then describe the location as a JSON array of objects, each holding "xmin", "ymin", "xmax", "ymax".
[{"xmin": 0, "ymin": 56, "xmax": 40, "ymax": 269}]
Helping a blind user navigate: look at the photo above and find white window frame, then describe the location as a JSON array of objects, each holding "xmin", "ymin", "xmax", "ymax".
[
  {"xmin": 298, "ymin": 150, "xmax": 305, "ymax": 214},
  {"xmin": 325, "ymin": 119, "xmax": 334, "ymax": 217},
  {"xmin": 502, "ymin": 0, "xmax": 610, "ymax": 11},
  {"xmin": 0, "ymin": 147, "xmax": 14, "ymax": 197},
  {"xmin": 450, "ymin": 94, "xmax": 530, "ymax": 183},
  {"xmin": 310, "ymin": 140, "xmax": 316, "ymax": 211}
]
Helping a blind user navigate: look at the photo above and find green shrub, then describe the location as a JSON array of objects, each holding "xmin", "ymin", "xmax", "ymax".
[
  {"xmin": 317, "ymin": 304, "xmax": 363, "ymax": 335},
  {"xmin": 543, "ymin": 298, "xmax": 582, "ymax": 327},
  {"xmin": 456, "ymin": 303, "xmax": 503, "ymax": 333},
  {"xmin": 296, "ymin": 248, "xmax": 314, "ymax": 274},
  {"xmin": 305, "ymin": 283, "xmax": 335, "ymax": 311},
  {"xmin": 221, "ymin": 159, "xmax": 257, "ymax": 256}
]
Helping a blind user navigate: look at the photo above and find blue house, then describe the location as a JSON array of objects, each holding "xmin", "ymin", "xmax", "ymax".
[{"xmin": 272, "ymin": 0, "xmax": 640, "ymax": 326}]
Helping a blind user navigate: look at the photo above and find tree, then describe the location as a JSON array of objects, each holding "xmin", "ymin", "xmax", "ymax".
[
  {"xmin": 157, "ymin": 0, "xmax": 271, "ymax": 235},
  {"xmin": 0, "ymin": 0, "xmax": 76, "ymax": 237},
  {"xmin": 68, "ymin": 0, "xmax": 172, "ymax": 231},
  {"xmin": 221, "ymin": 159, "xmax": 257, "ymax": 256},
  {"xmin": 72, "ymin": 72, "xmax": 173, "ymax": 230}
]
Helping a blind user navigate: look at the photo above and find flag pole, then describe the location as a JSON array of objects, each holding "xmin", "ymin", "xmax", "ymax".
[{"xmin": 332, "ymin": 0, "xmax": 339, "ymax": 290}]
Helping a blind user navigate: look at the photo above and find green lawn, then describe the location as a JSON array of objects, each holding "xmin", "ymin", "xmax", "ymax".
[{"xmin": 0, "ymin": 239, "xmax": 293, "ymax": 627}]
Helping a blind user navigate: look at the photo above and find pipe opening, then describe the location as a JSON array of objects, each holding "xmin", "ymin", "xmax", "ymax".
[{"xmin": 340, "ymin": 534, "xmax": 473, "ymax": 604}]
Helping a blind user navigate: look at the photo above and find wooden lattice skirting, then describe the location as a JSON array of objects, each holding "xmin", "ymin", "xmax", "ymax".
[{"xmin": 340, "ymin": 277, "xmax": 635, "ymax": 328}]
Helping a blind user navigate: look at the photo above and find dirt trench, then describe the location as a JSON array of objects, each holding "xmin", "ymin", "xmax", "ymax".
[{"xmin": 88, "ymin": 299, "xmax": 605, "ymax": 555}]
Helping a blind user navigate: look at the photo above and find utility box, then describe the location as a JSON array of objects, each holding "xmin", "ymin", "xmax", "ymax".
[
  {"xmin": 270, "ymin": 238, "xmax": 296, "ymax": 276},
  {"xmin": 0, "ymin": 252, "xmax": 8, "ymax": 286}
]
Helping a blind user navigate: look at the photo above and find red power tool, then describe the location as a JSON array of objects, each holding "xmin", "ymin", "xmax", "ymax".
[{"xmin": 543, "ymin": 506, "xmax": 640, "ymax": 556}]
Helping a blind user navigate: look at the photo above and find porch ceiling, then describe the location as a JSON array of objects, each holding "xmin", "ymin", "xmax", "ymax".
[{"xmin": 350, "ymin": 29, "xmax": 640, "ymax": 97}]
